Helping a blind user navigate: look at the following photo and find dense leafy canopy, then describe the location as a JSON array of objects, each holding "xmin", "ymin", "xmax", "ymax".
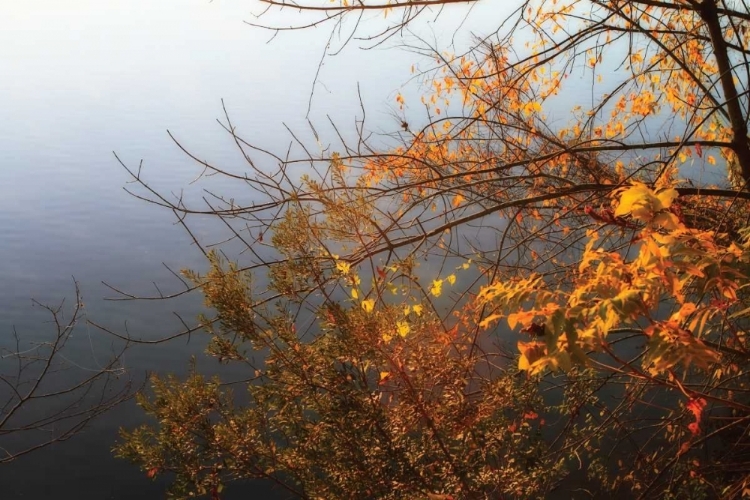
[{"xmin": 117, "ymin": 0, "xmax": 750, "ymax": 498}]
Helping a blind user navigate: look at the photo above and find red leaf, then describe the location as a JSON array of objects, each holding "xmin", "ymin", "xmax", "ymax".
[
  {"xmin": 687, "ymin": 422, "xmax": 701, "ymax": 436},
  {"xmin": 678, "ymin": 441, "xmax": 691, "ymax": 456},
  {"xmin": 686, "ymin": 398, "xmax": 707, "ymax": 436},
  {"xmin": 686, "ymin": 398, "xmax": 706, "ymax": 420}
]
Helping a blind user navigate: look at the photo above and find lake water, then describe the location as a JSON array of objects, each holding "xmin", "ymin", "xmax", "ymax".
[
  {"xmin": 5, "ymin": 1, "xmax": 712, "ymax": 497},
  {"xmin": 0, "ymin": 1, "xmax": 514, "ymax": 498}
]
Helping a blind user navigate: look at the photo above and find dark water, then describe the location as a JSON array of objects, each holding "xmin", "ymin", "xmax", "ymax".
[
  {"xmin": 0, "ymin": 0, "xmax": 516, "ymax": 496},
  {"xmin": 0, "ymin": 1, "xmax": 439, "ymax": 497},
  {"xmin": 3, "ymin": 1, "xmax": 700, "ymax": 497}
]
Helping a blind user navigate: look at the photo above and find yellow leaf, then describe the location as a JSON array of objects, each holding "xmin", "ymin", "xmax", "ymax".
[
  {"xmin": 412, "ymin": 304, "xmax": 423, "ymax": 316},
  {"xmin": 517, "ymin": 341, "xmax": 546, "ymax": 372},
  {"xmin": 615, "ymin": 183, "xmax": 651, "ymax": 217},
  {"xmin": 336, "ymin": 261, "xmax": 351, "ymax": 274},
  {"xmin": 397, "ymin": 321, "xmax": 410, "ymax": 337},
  {"xmin": 430, "ymin": 279, "xmax": 443, "ymax": 297},
  {"xmin": 653, "ymin": 211, "xmax": 680, "ymax": 230},
  {"xmin": 446, "ymin": 274, "xmax": 456, "ymax": 286},
  {"xmin": 523, "ymin": 101, "xmax": 542, "ymax": 116},
  {"xmin": 615, "ymin": 183, "xmax": 674, "ymax": 222},
  {"xmin": 479, "ymin": 313, "xmax": 503, "ymax": 329},
  {"xmin": 518, "ymin": 353, "xmax": 530, "ymax": 371},
  {"xmin": 351, "ymin": 288, "xmax": 359, "ymax": 300},
  {"xmin": 379, "ymin": 371, "xmax": 390, "ymax": 381},
  {"xmin": 508, "ymin": 310, "xmax": 536, "ymax": 330},
  {"xmin": 361, "ymin": 299, "xmax": 374, "ymax": 313},
  {"xmin": 656, "ymin": 188, "xmax": 678, "ymax": 209},
  {"xmin": 403, "ymin": 305, "xmax": 411, "ymax": 316},
  {"xmin": 707, "ymin": 155, "xmax": 716, "ymax": 165}
]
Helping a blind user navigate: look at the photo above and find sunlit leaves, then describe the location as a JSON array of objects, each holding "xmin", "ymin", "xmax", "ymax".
[
  {"xmin": 517, "ymin": 341, "xmax": 546, "ymax": 372},
  {"xmin": 644, "ymin": 321, "xmax": 721, "ymax": 374},
  {"xmin": 430, "ymin": 279, "xmax": 443, "ymax": 297},
  {"xmin": 474, "ymin": 182, "xmax": 750, "ymax": 376},
  {"xmin": 396, "ymin": 320, "xmax": 410, "ymax": 337},
  {"xmin": 335, "ymin": 260, "xmax": 351, "ymax": 275},
  {"xmin": 614, "ymin": 183, "xmax": 678, "ymax": 224},
  {"xmin": 478, "ymin": 313, "xmax": 503, "ymax": 330},
  {"xmin": 522, "ymin": 101, "xmax": 543, "ymax": 116}
]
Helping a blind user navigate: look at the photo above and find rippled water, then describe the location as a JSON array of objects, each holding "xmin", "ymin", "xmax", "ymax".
[
  {"xmin": 0, "ymin": 1, "xmax": 578, "ymax": 497},
  {"xmin": 0, "ymin": 1, "xmax": 425, "ymax": 497}
]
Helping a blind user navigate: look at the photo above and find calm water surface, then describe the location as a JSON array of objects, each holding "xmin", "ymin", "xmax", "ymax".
[{"xmin": 0, "ymin": 1, "xmax": 512, "ymax": 497}]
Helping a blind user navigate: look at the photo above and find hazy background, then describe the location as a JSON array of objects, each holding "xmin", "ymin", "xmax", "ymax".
[{"xmin": 0, "ymin": 0, "xmax": 505, "ymax": 497}]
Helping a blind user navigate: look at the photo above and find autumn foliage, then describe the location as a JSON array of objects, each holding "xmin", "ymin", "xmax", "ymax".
[{"xmin": 116, "ymin": 0, "xmax": 750, "ymax": 498}]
